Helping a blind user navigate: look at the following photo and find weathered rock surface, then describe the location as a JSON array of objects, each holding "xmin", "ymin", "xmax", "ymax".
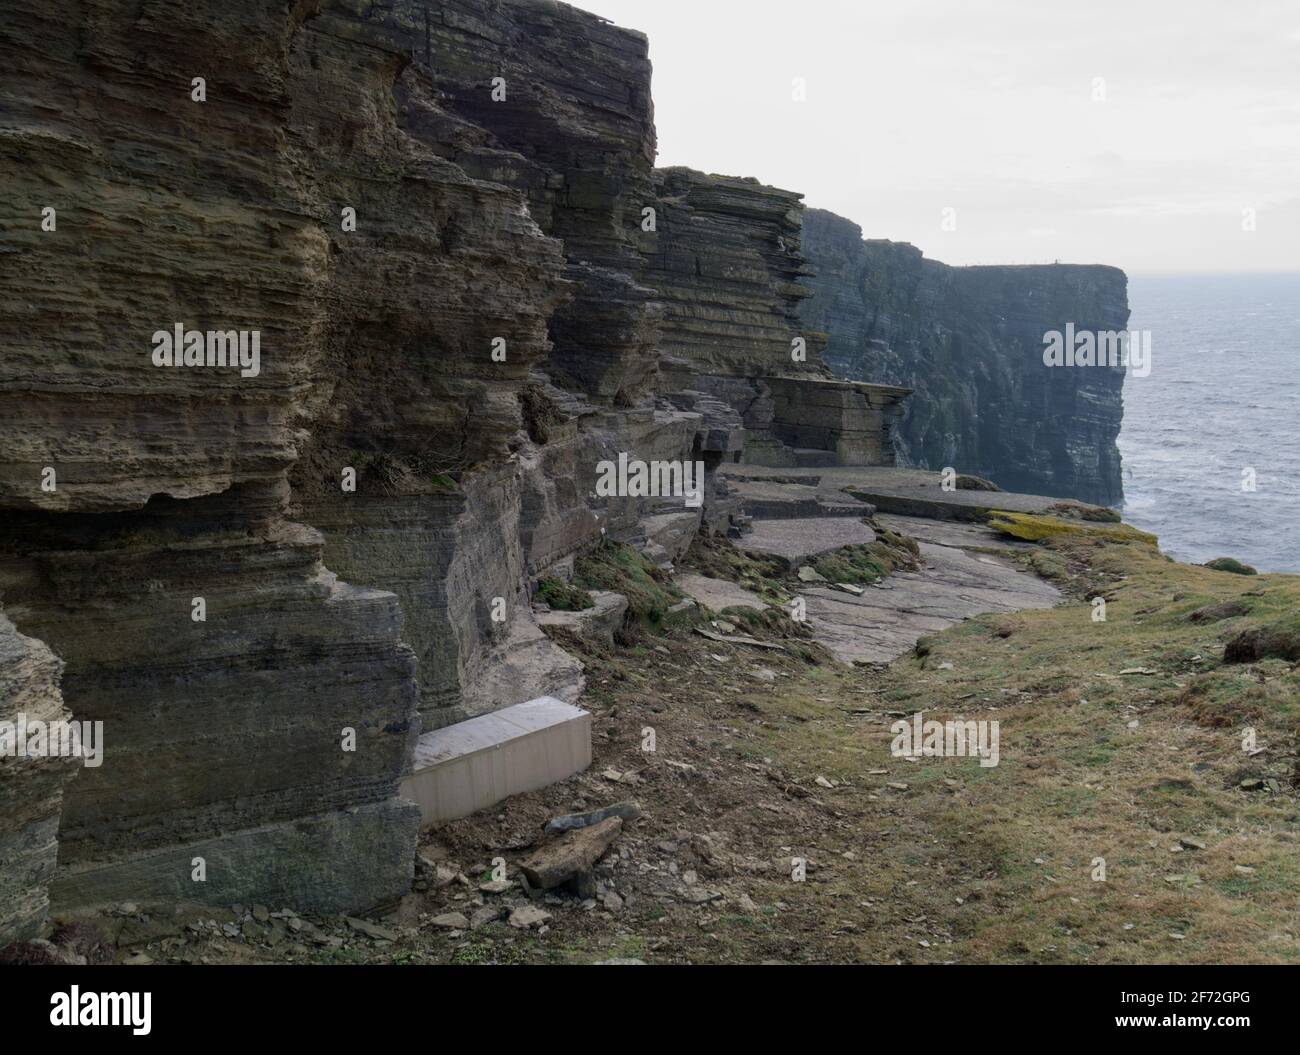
[
  {"xmin": 799, "ymin": 208, "xmax": 1128, "ymax": 505},
  {"xmin": 535, "ymin": 591, "xmax": 629, "ymax": 649},
  {"xmin": 798, "ymin": 534, "xmax": 1060, "ymax": 664},
  {"xmin": 676, "ymin": 575, "xmax": 767, "ymax": 614},
  {"xmin": 543, "ymin": 800, "xmax": 642, "ymax": 836},
  {"xmin": 518, "ymin": 816, "xmax": 623, "ymax": 889},
  {"xmin": 1, "ymin": 0, "xmax": 427, "ymax": 916},
  {"xmin": 0, "ymin": 611, "xmax": 77, "ymax": 943}
]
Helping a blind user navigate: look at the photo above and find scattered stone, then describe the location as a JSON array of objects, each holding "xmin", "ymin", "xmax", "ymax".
[
  {"xmin": 814, "ymin": 775, "xmax": 835, "ymax": 789},
  {"xmin": 1188, "ymin": 600, "xmax": 1251, "ymax": 624},
  {"xmin": 1178, "ymin": 836, "xmax": 1206, "ymax": 851},
  {"xmin": 519, "ymin": 817, "xmax": 624, "ymax": 889},
  {"xmin": 595, "ymin": 957, "xmax": 645, "ymax": 965},
  {"xmin": 830, "ymin": 582, "xmax": 865, "ymax": 596},
  {"xmin": 797, "ymin": 566, "xmax": 826, "ymax": 583},
  {"xmin": 470, "ymin": 906, "xmax": 505, "ymax": 930},
  {"xmin": 695, "ymin": 627, "xmax": 786, "ymax": 651},
  {"xmin": 508, "ymin": 905, "xmax": 552, "ymax": 930},
  {"xmin": 429, "ymin": 912, "xmax": 469, "ymax": 930},
  {"xmin": 479, "ymin": 879, "xmax": 514, "ymax": 895},
  {"xmin": 1234, "ymin": 865, "xmax": 1257, "ymax": 876},
  {"xmin": 345, "ymin": 916, "xmax": 399, "ymax": 941},
  {"xmin": 544, "ymin": 800, "xmax": 642, "ymax": 835}
]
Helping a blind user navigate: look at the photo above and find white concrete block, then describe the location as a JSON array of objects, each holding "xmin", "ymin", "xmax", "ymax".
[{"xmin": 400, "ymin": 696, "xmax": 591, "ymax": 827}]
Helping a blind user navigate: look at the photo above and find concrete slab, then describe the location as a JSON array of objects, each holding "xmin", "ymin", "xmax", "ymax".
[{"xmin": 401, "ymin": 696, "xmax": 591, "ymax": 827}]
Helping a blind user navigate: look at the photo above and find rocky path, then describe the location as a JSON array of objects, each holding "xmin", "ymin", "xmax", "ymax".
[{"xmin": 705, "ymin": 513, "xmax": 1060, "ymax": 665}]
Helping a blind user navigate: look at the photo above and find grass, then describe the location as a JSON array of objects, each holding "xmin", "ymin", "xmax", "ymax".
[
  {"xmin": 202, "ymin": 528, "xmax": 1299, "ymax": 965},
  {"xmin": 808, "ymin": 529, "xmax": 920, "ymax": 585},
  {"xmin": 574, "ymin": 539, "xmax": 685, "ymax": 626},
  {"xmin": 534, "ymin": 577, "xmax": 594, "ymax": 611}
]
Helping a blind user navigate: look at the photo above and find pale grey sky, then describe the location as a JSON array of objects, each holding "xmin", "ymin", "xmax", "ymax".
[{"xmin": 590, "ymin": 0, "xmax": 1300, "ymax": 274}]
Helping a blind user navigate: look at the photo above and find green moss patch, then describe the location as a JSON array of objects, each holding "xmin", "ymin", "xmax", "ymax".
[
  {"xmin": 575, "ymin": 540, "xmax": 684, "ymax": 626},
  {"xmin": 1204, "ymin": 557, "xmax": 1258, "ymax": 576},
  {"xmin": 809, "ymin": 530, "xmax": 920, "ymax": 586},
  {"xmin": 534, "ymin": 577, "xmax": 594, "ymax": 611}
]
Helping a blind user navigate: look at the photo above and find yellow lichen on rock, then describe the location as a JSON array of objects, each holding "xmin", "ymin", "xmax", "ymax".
[{"xmin": 986, "ymin": 510, "xmax": 1158, "ymax": 546}]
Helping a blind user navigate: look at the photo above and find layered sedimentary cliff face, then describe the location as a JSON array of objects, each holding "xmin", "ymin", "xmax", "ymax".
[
  {"xmin": 0, "ymin": 0, "xmax": 724, "ymax": 929},
  {"xmin": 638, "ymin": 168, "xmax": 909, "ymax": 469},
  {"xmin": 0, "ymin": 0, "xmax": 430, "ymax": 922},
  {"xmin": 799, "ymin": 208, "xmax": 1129, "ymax": 505}
]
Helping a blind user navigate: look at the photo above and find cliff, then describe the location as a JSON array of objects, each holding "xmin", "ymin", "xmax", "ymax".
[
  {"xmin": 0, "ymin": 0, "xmax": 1128, "ymax": 945},
  {"xmin": 799, "ymin": 208, "xmax": 1129, "ymax": 505},
  {"xmin": 0, "ymin": 0, "xmax": 765, "ymax": 926},
  {"xmin": 638, "ymin": 168, "xmax": 910, "ymax": 469}
]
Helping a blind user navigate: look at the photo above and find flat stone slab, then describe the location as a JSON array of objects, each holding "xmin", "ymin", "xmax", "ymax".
[
  {"xmin": 872, "ymin": 513, "xmax": 1037, "ymax": 552},
  {"xmin": 676, "ymin": 573, "xmax": 766, "ymax": 613},
  {"xmin": 720, "ymin": 465, "xmax": 1100, "ymax": 523},
  {"xmin": 799, "ymin": 542, "xmax": 1060, "ymax": 664},
  {"xmin": 401, "ymin": 696, "xmax": 591, "ymax": 827},
  {"xmin": 725, "ymin": 474, "xmax": 874, "ymax": 519},
  {"xmin": 739, "ymin": 517, "xmax": 875, "ymax": 565}
]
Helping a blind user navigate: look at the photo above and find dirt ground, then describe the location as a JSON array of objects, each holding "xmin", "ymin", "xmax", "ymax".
[{"xmin": 42, "ymin": 528, "xmax": 1300, "ymax": 966}]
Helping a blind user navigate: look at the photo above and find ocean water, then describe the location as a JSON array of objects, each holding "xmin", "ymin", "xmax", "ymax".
[{"xmin": 1118, "ymin": 273, "xmax": 1300, "ymax": 573}]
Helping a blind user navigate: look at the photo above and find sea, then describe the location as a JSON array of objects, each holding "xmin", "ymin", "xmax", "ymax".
[{"xmin": 1118, "ymin": 272, "xmax": 1300, "ymax": 573}]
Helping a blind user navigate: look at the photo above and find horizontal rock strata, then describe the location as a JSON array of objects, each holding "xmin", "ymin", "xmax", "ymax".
[
  {"xmin": 798, "ymin": 208, "xmax": 1128, "ymax": 505},
  {"xmin": 639, "ymin": 168, "xmax": 909, "ymax": 468}
]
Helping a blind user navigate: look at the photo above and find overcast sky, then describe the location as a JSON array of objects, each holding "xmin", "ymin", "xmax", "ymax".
[{"xmin": 590, "ymin": 0, "xmax": 1300, "ymax": 274}]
